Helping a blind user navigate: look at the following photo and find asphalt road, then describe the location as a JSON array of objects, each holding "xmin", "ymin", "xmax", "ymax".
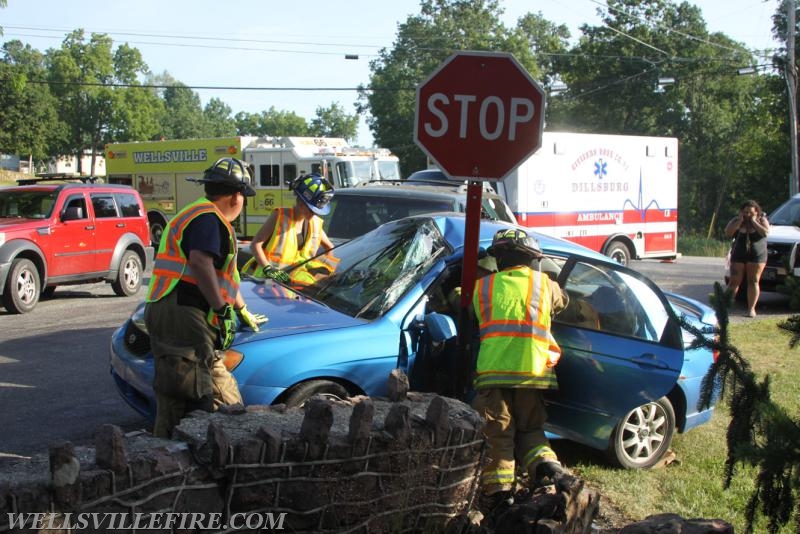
[{"xmin": 0, "ymin": 255, "xmax": 793, "ymax": 463}]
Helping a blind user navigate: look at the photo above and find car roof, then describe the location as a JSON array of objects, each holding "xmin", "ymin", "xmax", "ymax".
[
  {"xmin": 415, "ymin": 213, "xmax": 611, "ymax": 262},
  {"xmin": 334, "ymin": 179, "xmax": 502, "ymax": 200},
  {"xmin": 3, "ymin": 183, "xmax": 137, "ymax": 193}
]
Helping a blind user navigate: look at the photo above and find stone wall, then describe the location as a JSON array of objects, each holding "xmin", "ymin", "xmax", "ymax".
[{"xmin": 0, "ymin": 391, "xmax": 486, "ymax": 533}]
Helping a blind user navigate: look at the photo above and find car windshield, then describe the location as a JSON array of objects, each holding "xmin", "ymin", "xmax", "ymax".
[
  {"xmin": 296, "ymin": 218, "xmax": 450, "ymax": 320},
  {"xmin": 769, "ymin": 197, "xmax": 800, "ymax": 225},
  {"xmin": 0, "ymin": 190, "xmax": 57, "ymax": 219},
  {"xmin": 323, "ymin": 194, "xmax": 454, "ymax": 240}
]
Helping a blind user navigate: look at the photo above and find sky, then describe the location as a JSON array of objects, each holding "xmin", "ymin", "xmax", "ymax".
[{"xmin": 0, "ymin": 0, "xmax": 781, "ymax": 146}]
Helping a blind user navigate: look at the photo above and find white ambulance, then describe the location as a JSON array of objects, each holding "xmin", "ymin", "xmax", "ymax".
[{"xmin": 493, "ymin": 131, "xmax": 679, "ymax": 265}]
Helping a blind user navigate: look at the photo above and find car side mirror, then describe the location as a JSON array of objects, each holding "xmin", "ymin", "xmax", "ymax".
[
  {"xmin": 61, "ymin": 206, "xmax": 84, "ymax": 221},
  {"xmin": 425, "ymin": 312, "xmax": 457, "ymax": 342}
]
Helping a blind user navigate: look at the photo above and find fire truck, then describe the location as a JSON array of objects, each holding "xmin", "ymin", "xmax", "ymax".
[
  {"xmin": 492, "ymin": 132, "xmax": 679, "ymax": 266},
  {"xmin": 105, "ymin": 136, "xmax": 401, "ymax": 243}
]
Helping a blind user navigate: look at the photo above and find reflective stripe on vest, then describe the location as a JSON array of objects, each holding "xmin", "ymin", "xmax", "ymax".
[
  {"xmin": 472, "ymin": 267, "xmax": 561, "ymax": 389},
  {"xmin": 263, "ymin": 207, "xmax": 324, "ymax": 267},
  {"xmin": 146, "ymin": 198, "xmax": 239, "ymax": 305}
]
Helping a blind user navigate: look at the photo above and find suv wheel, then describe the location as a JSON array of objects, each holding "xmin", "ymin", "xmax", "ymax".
[
  {"xmin": 111, "ymin": 251, "xmax": 143, "ymax": 297},
  {"xmin": 2, "ymin": 258, "xmax": 40, "ymax": 313}
]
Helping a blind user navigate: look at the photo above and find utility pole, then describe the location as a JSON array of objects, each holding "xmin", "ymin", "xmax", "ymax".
[{"xmin": 788, "ymin": 0, "xmax": 799, "ymax": 196}]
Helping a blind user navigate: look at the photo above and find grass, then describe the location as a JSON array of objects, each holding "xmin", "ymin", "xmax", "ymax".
[
  {"xmin": 678, "ymin": 233, "xmax": 730, "ymax": 258},
  {"xmin": 556, "ymin": 317, "xmax": 799, "ymax": 532}
]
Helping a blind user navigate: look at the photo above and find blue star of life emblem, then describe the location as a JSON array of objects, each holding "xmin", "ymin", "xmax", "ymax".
[{"xmin": 594, "ymin": 159, "xmax": 608, "ymax": 179}]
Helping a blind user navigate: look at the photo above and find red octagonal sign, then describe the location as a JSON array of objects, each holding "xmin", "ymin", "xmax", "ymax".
[{"xmin": 414, "ymin": 51, "xmax": 545, "ymax": 181}]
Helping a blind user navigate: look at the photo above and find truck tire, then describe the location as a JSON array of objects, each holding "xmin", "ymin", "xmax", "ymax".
[
  {"xmin": 607, "ymin": 396, "xmax": 675, "ymax": 469},
  {"xmin": 605, "ymin": 241, "xmax": 631, "ymax": 266},
  {"xmin": 148, "ymin": 214, "xmax": 167, "ymax": 247},
  {"xmin": 2, "ymin": 258, "xmax": 41, "ymax": 314},
  {"xmin": 283, "ymin": 380, "xmax": 350, "ymax": 407},
  {"xmin": 111, "ymin": 250, "xmax": 143, "ymax": 296}
]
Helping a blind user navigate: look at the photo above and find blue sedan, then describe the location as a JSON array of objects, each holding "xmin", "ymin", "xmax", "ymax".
[{"xmin": 110, "ymin": 214, "xmax": 717, "ymax": 469}]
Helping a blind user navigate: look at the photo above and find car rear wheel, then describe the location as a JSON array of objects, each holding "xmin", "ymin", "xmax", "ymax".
[
  {"xmin": 111, "ymin": 251, "xmax": 143, "ymax": 296},
  {"xmin": 2, "ymin": 258, "xmax": 40, "ymax": 314},
  {"xmin": 605, "ymin": 241, "xmax": 631, "ymax": 266},
  {"xmin": 608, "ymin": 396, "xmax": 676, "ymax": 469},
  {"xmin": 283, "ymin": 380, "xmax": 350, "ymax": 408}
]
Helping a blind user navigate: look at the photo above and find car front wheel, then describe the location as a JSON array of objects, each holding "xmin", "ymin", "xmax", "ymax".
[
  {"xmin": 608, "ymin": 396, "xmax": 676, "ymax": 469},
  {"xmin": 2, "ymin": 258, "xmax": 40, "ymax": 314},
  {"xmin": 283, "ymin": 380, "xmax": 351, "ymax": 408},
  {"xmin": 111, "ymin": 251, "xmax": 143, "ymax": 296}
]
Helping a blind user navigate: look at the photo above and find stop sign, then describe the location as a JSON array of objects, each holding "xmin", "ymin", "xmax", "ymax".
[{"xmin": 414, "ymin": 51, "xmax": 545, "ymax": 181}]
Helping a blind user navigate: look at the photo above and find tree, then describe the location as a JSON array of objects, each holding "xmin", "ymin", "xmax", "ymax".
[
  {"xmin": 234, "ymin": 107, "xmax": 308, "ymax": 137},
  {"xmin": 203, "ymin": 97, "xmax": 236, "ymax": 137},
  {"xmin": 159, "ymin": 79, "xmax": 206, "ymax": 139},
  {"xmin": 0, "ymin": 40, "xmax": 62, "ymax": 163},
  {"xmin": 360, "ymin": 0, "xmax": 569, "ymax": 172},
  {"xmin": 309, "ymin": 103, "xmax": 358, "ymax": 141},
  {"xmin": 45, "ymin": 30, "xmax": 154, "ymax": 174}
]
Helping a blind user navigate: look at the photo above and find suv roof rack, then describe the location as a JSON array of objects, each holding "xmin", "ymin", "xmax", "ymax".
[{"xmin": 17, "ymin": 174, "xmax": 104, "ymax": 186}]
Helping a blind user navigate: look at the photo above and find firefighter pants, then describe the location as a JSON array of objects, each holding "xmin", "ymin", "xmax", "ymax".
[
  {"xmin": 145, "ymin": 292, "xmax": 243, "ymax": 438},
  {"xmin": 472, "ymin": 388, "xmax": 559, "ymax": 494}
]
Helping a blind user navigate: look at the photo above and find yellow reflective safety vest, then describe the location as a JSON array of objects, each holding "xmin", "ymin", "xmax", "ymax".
[
  {"xmin": 472, "ymin": 266, "xmax": 562, "ymax": 390},
  {"xmin": 261, "ymin": 207, "xmax": 339, "ymax": 285},
  {"xmin": 146, "ymin": 198, "xmax": 240, "ymax": 308}
]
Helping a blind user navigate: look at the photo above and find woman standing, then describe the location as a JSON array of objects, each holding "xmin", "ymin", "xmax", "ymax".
[{"xmin": 725, "ymin": 199, "xmax": 770, "ymax": 317}]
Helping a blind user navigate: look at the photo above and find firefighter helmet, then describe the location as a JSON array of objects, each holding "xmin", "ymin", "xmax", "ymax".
[
  {"xmin": 198, "ymin": 158, "xmax": 255, "ymax": 197},
  {"xmin": 291, "ymin": 173, "xmax": 335, "ymax": 215},
  {"xmin": 487, "ymin": 228, "xmax": 542, "ymax": 260}
]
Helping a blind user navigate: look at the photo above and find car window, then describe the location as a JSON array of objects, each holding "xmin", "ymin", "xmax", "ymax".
[
  {"xmin": 556, "ymin": 260, "xmax": 669, "ymax": 342},
  {"xmin": 0, "ymin": 191, "xmax": 56, "ymax": 219},
  {"xmin": 298, "ymin": 218, "xmax": 449, "ymax": 320},
  {"xmin": 323, "ymin": 195, "xmax": 454, "ymax": 240},
  {"xmin": 482, "ymin": 196, "xmax": 516, "ymax": 223},
  {"xmin": 91, "ymin": 194, "xmax": 118, "ymax": 218},
  {"xmin": 769, "ymin": 197, "xmax": 800, "ymax": 225},
  {"xmin": 115, "ymin": 193, "xmax": 143, "ymax": 217}
]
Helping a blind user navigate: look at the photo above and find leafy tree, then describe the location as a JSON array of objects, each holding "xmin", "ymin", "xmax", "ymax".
[
  {"xmin": 234, "ymin": 107, "xmax": 308, "ymax": 137},
  {"xmin": 203, "ymin": 97, "xmax": 236, "ymax": 137},
  {"xmin": 106, "ymin": 43, "xmax": 163, "ymax": 143},
  {"xmin": 0, "ymin": 40, "xmax": 62, "ymax": 163},
  {"xmin": 159, "ymin": 80, "xmax": 206, "ymax": 139},
  {"xmin": 309, "ymin": 102, "xmax": 358, "ymax": 141},
  {"xmin": 45, "ymin": 30, "xmax": 153, "ymax": 174}
]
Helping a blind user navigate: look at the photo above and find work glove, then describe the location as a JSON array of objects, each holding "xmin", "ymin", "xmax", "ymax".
[
  {"xmin": 211, "ymin": 304, "xmax": 236, "ymax": 350},
  {"xmin": 260, "ymin": 265, "xmax": 291, "ymax": 283},
  {"xmin": 236, "ymin": 305, "xmax": 268, "ymax": 331}
]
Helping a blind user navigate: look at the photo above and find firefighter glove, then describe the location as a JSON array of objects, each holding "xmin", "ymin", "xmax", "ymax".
[
  {"xmin": 236, "ymin": 305, "xmax": 268, "ymax": 331},
  {"xmin": 261, "ymin": 265, "xmax": 290, "ymax": 283},
  {"xmin": 212, "ymin": 304, "xmax": 236, "ymax": 350}
]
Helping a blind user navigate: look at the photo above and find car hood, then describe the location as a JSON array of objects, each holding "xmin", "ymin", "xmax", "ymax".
[
  {"xmin": 0, "ymin": 217, "xmax": 45, "ymax": 230},
  {"xmin": 234, "ymin": 280, "xmax": 364, "ymax": 342},
  {"xmin": 767, "ymin": 224, "xmax": 800, "ymax": 244}
]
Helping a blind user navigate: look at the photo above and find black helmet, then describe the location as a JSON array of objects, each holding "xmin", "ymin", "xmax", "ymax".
[
  {"xmin": 198, "ymin": 158, "xmax": 255, "ymax": 197},
  {"xmin": 291, "ymin": 173, "xmax": 335, "ymax": 215},
  {"xmin": 487, "ymin": 228, "xmax": 542, "ymax": 260}
]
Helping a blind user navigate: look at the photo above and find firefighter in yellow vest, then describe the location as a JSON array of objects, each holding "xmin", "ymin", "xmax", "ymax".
[
  {"xmin": 246, "ymin": 173, "xmax": 338, "ymax": 286},
  {"xmin": 145, "ymin": 158, "xmax": 267, "ymax": 438},
  {"xmin": 472, "ymin": 228, "xmax": 569, "ymax": 513}
]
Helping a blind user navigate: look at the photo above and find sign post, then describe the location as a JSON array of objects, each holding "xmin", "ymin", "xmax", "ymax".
[{"xmin": 414, "ymin": 51, "xmax": 546, "ymax": 397}]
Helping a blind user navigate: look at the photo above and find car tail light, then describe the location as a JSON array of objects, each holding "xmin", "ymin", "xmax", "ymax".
[{"xmin": 222, "ymin": 349, "xmax": 244, "ymax": 371}]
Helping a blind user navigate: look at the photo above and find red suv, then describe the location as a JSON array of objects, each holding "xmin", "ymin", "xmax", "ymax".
[{"xmin": 0, "ymin": 180, "xmax": 153, "ymax": 313}]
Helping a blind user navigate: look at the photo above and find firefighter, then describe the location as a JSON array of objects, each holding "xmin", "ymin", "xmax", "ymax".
[
  {"xmin": 471, "ymin": 228, "xmax": 569, "ymax": 513},
  {"xmin": 246, "ymin": 173, "xmax": 338, "ymax": 285},
  {"xmin": 145, "ymin": 157, "xmax": 267, "ymax": 438}
]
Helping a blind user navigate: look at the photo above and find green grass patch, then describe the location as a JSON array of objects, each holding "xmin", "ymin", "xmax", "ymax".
[
  {"xmin": 678, "ymin": 233, "xmax": 730, "ymax": 258},
  {"xmin": 558, "ymin": 318, "xmax": 798, "ymax": 531}
]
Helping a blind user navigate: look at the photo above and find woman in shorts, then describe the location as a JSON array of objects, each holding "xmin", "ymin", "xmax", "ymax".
[{"xmin": 725, "ymin": 199, "xmax": 770, "ymax": 317}]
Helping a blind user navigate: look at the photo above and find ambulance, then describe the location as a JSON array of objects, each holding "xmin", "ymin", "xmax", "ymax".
[
  {"xmin": 105, "ymin": 136, "xmax": 401, "ymax": 243},
  {"xmin": 493, "ymin": 131, "xmax": 679, "ymax": 266}
]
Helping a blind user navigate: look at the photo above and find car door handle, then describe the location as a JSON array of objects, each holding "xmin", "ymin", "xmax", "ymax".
[
  {"xmin": 116, "ymin": 223, "xmax": 125, "ymax": 228},
  {"xmin": 631, "ymin": 353, "xmax": 669, "ymax": 369},
  {"xmin": 84, "ymin": 225, "xmax": 95, "ymax": 230}
]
